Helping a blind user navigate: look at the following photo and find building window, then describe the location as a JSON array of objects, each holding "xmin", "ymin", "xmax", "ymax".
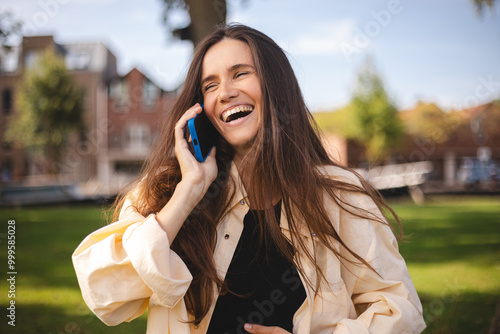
[
  {"xmin": 2, "ymin": 89, "xmax": 12, "ymax": 115},
  {"xmin": 24, "ymin": 51, "xmax": 37, "ymax": 69},
  {"xmin": 1, "ymin": 47, "xmax": 19, "ymax": 72},
  {"xmin": 142, "ymin": 79, "xmax": 159, "ymax": 110},
  {"xmin": 1, "ymin": 159, "xmax": 13, "ymax": 182},
  {"xmin": 109, "ymin": 79, "xmax": 129, "ymax": 112},
  {"xmin": 1, "ymin": 121, "xmax": 12, "ymax": 151},
  {"xmin": 125, "ymin": 123, "xmax": 150, "ymax": 152},
  {"xmin": 66, "ymin": 51, "xmax": 91, "ymax": 70}
]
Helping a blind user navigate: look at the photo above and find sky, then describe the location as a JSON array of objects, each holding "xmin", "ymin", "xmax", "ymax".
[{"xmin": 2, "ymin": 0, "xmax": 500, "ymax": 112}]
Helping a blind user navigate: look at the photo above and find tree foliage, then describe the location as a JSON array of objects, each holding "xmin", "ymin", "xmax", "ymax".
[
  {"xmin": 314, "ymin": 105, "xmax": 355, "ymax": 136},
  {"xmin": 0, "ymin": 10, "xmax": 22, "ymax": 72},
  {"xmin": 348, "ymin": 60, "xmax": 403, "ymax": 164},
  {"xmin": 6, "ymin": 49, "xmax": 84, "ymax": 169},
  {"xmin": 472, "ymin": 0, "xmax": 497, "ymax": 15},
  {"xmin": 401, "ymin": 102, "xmax": 461, "ymax": 143},
  {"xmin": 0, "ymin": 11, "xmax": 22, "ymax": 51}
]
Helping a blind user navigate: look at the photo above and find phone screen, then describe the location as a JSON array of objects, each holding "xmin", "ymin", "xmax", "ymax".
[{"xmin": 187, "ymin": 109, "xmax": 220, "ymax": 162}]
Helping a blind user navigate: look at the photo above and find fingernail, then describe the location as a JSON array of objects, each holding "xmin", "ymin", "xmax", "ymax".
[{"xmin": 244, "ymin": 323, "xmax": 252, "ymax": 330}]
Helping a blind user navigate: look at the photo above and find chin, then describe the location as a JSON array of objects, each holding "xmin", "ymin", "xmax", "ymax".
[{"xmin": 227, "ymin": 135, "xmax": 257, "ymax": 151}]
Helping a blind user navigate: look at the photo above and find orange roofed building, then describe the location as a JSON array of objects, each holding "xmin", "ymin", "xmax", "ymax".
[{"xmin": 339, "ymin": 101, "xmax": 500, "ymax": 190}]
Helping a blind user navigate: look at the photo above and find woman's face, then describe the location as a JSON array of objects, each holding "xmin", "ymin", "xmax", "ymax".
[{"xmin": 201, "ymin": 38, "xmax": 262, "ymax": 154}]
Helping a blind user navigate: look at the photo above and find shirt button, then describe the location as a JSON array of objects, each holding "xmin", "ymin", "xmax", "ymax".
[
  {"xmin": 224, "ymin": 234, "xmax": 230, "ymax": 239},
  {"xmin": 240, "ymin": 200, "xmax": 245, "ymax": 205},
  {"xmin": 312, "ymin": 233, "xmax": 317, "ymax": 237}
]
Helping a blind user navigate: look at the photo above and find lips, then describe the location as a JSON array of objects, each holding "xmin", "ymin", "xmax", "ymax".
[{"xmin": 220, "ymin": 105, "xmax": 254, "ymax": 123}]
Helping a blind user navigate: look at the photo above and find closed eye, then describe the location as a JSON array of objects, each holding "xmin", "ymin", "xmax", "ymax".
[
  {"xmin": 203, "ymin": 83, "xmax": 217, "ymax": 92},
  {"xmin": 235, "ymin": 71, "xmax": 249, "ymax": 79}
]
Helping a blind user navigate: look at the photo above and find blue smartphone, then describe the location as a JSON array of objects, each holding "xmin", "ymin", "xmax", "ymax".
[{"xmin": 186, "ymin": 105, "xmax": 219, "ymax": 162}]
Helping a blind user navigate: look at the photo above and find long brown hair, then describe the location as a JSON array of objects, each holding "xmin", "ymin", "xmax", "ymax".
[{"xmin": 113, "ymin": 23, "xmax": 401, "ymax": 325}]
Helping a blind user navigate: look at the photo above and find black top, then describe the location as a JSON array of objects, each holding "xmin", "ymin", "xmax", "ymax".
[{"xmin": 207, "ymin": 202, "xmax": 307, "ymax": 334}]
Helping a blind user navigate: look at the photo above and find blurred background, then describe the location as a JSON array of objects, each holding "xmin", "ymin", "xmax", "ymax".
[{"xmin": 0, "ymin": 0, "xmax": 499, "ymax": 333}]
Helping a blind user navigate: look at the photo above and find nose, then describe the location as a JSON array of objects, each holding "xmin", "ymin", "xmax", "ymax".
[{"xmin": 218, "ymin": 80, "xmax": 239, "ymax": 103}]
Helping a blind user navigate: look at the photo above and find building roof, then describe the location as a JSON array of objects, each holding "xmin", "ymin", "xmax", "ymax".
[{"xmin": 0, "ymin": 35, "xmax": 117, "ymax": 76}]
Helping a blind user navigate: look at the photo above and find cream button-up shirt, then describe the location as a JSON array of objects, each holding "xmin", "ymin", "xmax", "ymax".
[{"xmin": 72, "ymin": 164, "xmax": 426, "ymax": 333}]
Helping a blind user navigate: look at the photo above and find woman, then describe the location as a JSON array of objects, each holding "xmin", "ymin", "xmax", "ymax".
[{"xmin": 73, "ymin": 24, "xmax": 426, "ymax": 333}]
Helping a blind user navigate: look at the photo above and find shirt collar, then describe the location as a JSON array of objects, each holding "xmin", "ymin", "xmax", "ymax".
[
  {"xmin": 223, "ymin": 162, "xmax": 314, "ymax": 239},
  {"xmin": 224, "ymin": 161, "xmax": 249, "ymax": 213}
]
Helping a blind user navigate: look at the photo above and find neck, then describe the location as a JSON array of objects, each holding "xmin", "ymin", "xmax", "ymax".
[
  {"xmin": 232, "ymin": 145, "xmax": 251, "ymax": 171},
  {"xmin": 233, "ymin": 159, "xmax": 281, "ymax": 210}
]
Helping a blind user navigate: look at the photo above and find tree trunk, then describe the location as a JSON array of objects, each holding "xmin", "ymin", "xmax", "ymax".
[{"xmin": 184, "ymin": 0, "xmax": 226, "ymax": 45}]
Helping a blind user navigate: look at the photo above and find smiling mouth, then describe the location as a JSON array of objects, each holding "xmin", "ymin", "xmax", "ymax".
[{"xmin": 221, "ymin": 105, "xmax": 254, "ymax": 123}]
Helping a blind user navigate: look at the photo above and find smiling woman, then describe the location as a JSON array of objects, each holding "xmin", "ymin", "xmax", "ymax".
[
  {"xmin": 201, "ymin": 38, "xmax": 262, "ymax": 158},
  {"xmin": 72, "ymin": 24, "xmax": 426, "ymax": 334}
]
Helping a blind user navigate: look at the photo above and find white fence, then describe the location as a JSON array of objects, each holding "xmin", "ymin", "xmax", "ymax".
[{"xmin": 355, "ymin": 161, "xmax": 433, "ymax": 190}]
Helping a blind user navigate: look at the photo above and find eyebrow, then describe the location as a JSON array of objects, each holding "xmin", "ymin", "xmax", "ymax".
[{"xmin": 201, "ymin": 63, "xmax": 255, "ymax": 86}]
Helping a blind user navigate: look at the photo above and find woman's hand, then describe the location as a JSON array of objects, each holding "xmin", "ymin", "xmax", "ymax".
[
  {"xmin": 156, "ymin": 104, "xmax": 218, "ymax": 245},
  {"xmin": 244, "ymin": 323, "xmax": 291, "ymax": 334},
  {"xmin": 174, "ymin": 103, "xmax": 218, "ymax": 204}
]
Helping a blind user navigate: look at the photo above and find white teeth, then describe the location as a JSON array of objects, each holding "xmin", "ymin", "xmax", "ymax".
[{"xmin": 221, "ymin": 105, "xmax": 254, "ymax": 122}]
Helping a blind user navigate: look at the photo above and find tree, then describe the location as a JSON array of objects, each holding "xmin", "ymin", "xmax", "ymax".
[
  {"xmin": 0, "ymin": 11, "xmax": 22, "ymax": 51},
  {"xmin": 348, "ymin": 60, "xmax": 403, "ymax": 164},
  {"xmin": 401, "ymin": 102, "xmax": 461, "ymax": 144},
  {"xmin": 472, "ymin": 0, "xmax": 497, "ymax": 15},
  {"xmin": 158, "ymin": 0, "xmax": 495, "ymax": 46},
  {"xmin": 0, "ymin": 11, "xmax": 22, "ymax": 71},
  {"xmin": 160, "ymin": 0, "xmax": 228, "ymax": 46},
  {"xmin": 6, "ymin": 49, "xmax": 84, "ymax": 173}
]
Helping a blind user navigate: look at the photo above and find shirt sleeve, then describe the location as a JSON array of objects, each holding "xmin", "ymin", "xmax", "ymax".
[
  {"xmin": 72, "ymin": 194, "xmax": 193, "ymax": 326},
  {"xmin": 333, "ymin": 174, "xmax": 426, "ymax": 333}
]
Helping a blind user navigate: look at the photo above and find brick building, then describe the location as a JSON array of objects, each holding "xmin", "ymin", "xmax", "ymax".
[
  {"xmin": 104, "ymin": 68, "xmax": 176, "ymax": 193},
  {"xmin": 0, "ymin": 35, "xmax": 176, "ymax": 196}
]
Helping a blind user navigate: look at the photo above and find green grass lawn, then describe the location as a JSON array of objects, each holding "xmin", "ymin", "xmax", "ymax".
[
  {"xmin": 0, "ymin": 204, "xmax": 147, "ymax": 333},
  {"xmin": 394, "ymin": 196, "xmax": 500, "ymax": 333},
  {"xmin": 0, "ymin": 196, "xmax": 499, "ymax": 333}
]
